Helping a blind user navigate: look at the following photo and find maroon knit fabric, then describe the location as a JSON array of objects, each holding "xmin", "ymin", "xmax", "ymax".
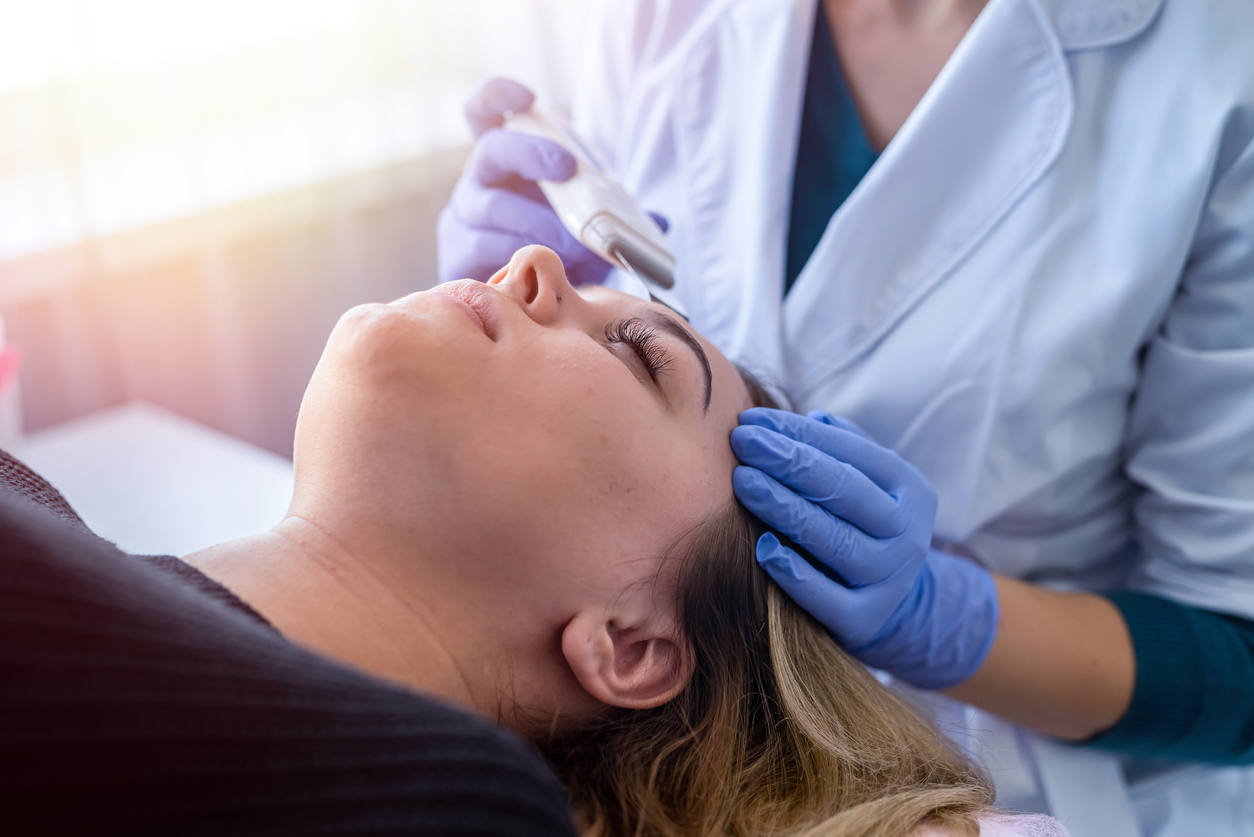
[{"xmin": 0, "ymin": 448, "xmax": 85, "ymax": 527}]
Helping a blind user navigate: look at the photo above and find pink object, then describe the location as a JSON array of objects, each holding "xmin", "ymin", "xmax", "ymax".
[{"xmin": 0, "ymin": 346, "xmax": 20, "ymax": 393}]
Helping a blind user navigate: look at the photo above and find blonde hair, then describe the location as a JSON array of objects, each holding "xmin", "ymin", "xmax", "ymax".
[{"xmin": 543, "ymin": 379, "xmax": 993, "ymax": 837}]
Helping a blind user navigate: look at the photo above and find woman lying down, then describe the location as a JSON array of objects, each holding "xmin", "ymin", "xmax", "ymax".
[{"xmin": 0, "ymin": 245, "xmax": 1065, "ymax": 837}]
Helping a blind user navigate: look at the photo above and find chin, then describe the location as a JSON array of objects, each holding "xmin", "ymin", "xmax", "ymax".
[{"xmin": 326, "ymin": 317, "xmax": 474, "ymax": 406}]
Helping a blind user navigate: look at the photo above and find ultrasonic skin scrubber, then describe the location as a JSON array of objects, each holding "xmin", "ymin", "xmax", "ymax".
[{"xmin": 504, "ymin": 107, "xmax": 686, "ymax": 316}]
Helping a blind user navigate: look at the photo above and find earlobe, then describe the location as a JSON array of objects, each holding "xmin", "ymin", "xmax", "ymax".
[{"xmin": 561, "ymin": 610, "xmax": 693, "ymax": 710}]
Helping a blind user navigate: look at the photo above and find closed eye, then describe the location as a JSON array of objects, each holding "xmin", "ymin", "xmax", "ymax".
[{"xmin": 605, "ymin": 318, "xmax": 674, "ymax": 382}]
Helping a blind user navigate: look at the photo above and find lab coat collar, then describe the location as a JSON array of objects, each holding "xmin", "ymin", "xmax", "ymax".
[
  {"xmin": 783, "ymin": 0, "xmax": 1078, "ymax": 397},
  {"xmin": 1040, "ymin": 0, "xmax": 1166, "ymax": 51}
]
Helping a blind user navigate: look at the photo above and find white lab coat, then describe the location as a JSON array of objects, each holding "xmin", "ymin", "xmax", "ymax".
[{"xmin": 570, "ymin": 0, "xmax": 1254, "ymax": 834}]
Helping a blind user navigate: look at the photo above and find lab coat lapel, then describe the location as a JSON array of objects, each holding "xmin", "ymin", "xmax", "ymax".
[
  {"xmin": 675, "ymin": 0, "xmax": 815, "ymax": 380},
  {"xmin": 782, "ymin": 0, "xmax": 1074, "ymax": 400},
  {"xmin": 1042, "ymin": 0, "xmax": 1165, "ymax": 50}
]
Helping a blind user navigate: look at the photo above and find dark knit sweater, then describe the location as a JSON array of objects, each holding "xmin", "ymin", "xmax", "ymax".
[{"xmin": 0, "ymin": 452, "xmax": 575, "ymax": 836}]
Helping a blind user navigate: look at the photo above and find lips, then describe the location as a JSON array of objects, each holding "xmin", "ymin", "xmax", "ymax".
[{"xmin": 428, "ymin": 280, "xmax": 501, "ymax": 341}]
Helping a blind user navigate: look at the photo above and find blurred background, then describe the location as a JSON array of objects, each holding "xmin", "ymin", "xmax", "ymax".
[{"xmin": 0, "ymin": 0, "xmax": 590, "ymax": 458}]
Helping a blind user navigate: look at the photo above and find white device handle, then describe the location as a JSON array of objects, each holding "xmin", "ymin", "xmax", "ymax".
[{"xmin": 504, "ymin": 109, "xmax": 681, "ymax": 307}]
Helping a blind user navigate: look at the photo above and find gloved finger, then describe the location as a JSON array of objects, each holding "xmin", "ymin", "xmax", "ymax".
[
  {"xmin": 807, "ymin": 410, "xmax": 874, "ymax": 441},
  {"xmin": 731, "ymin": 425, "xmax": 904, "ymax": 536},
  {"xmin": 735, "ymin": 467, "xmax": 902, "ymax": 585},
  {"xmin": 464, "ymin": 77, "xmax": 535, "ymax": 138},
  {"xmin": 739, "ymin": 407, "xmax": 913, "ymax": 493},
  {"xmin": 453, "ymin": 183, "xmax": 582, "ymax": 254},
  {"xmin": 647, "ymin": 211, "xmax": 669, "ymax": 233},
  {"xmin": 471, "ymin": 129, "xmax": 576, "ymax": 188},
  {"xmin": 435, "ymin": 218, "xmax": 533, "ymax": 284},
  {"xmin": 755, "ymin": 533, "xmax": 864, "ymax": 640}
]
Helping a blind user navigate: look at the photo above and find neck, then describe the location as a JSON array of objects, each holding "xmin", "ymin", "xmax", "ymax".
[
  {"xmin": 831, "ymin": 0, "xmax": 988, "ymax": 24},
  {"xmin": 185, "ymin": 515, "xmax": 480, "ymax": 714}
]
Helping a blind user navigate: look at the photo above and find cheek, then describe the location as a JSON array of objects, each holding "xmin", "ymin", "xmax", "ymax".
[{"xmin": 456, "ymin": 337, "xmax": 710, "ymax": 554}]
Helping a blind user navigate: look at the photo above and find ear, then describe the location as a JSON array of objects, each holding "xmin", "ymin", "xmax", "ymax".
[{"xmin": 561, "ymin": 609, "xmax": 693, "ymax": 710}]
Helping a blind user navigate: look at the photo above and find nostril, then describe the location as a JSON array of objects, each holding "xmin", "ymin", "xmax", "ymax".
[{"xmin": 525, "ymin": 269, "xmax": 539, "ymax": 305}]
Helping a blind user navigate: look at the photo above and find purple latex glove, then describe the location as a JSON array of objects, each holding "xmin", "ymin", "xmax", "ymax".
[
  {"xmin": 731, "ymin": 408, "xmax": 999, "ymax": 689},
  {"xmin": 437, "ymin": 78, "xmax": 612, "ymax": 286}
]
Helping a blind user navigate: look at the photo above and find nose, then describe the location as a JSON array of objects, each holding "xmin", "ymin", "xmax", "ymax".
[{"xmin": 487, "ymin": 245, "xmax": 573, "ymax": 326}]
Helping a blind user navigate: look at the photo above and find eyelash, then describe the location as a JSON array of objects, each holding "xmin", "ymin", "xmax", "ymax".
[{"xmin": 605, "ymin": 318, "xmax": 674, "ymax": 382}]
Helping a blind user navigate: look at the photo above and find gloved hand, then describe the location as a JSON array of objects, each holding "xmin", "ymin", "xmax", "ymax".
[
  {"xmin": 731, "ymin": 407, "xmax": 999, "ymax": 690},
  {"xmin": 437, "ymin": 78, "xmax": 613, "ymax": 286}
]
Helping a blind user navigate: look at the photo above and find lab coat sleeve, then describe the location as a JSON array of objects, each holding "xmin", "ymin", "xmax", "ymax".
[
  {"xmin": 1124, "ymin": 128, "xmax": 1254, "ymax": 619},
  {"xmin": 1091, "ymin": 592, "xmax": 1254, "ymax": 763}
]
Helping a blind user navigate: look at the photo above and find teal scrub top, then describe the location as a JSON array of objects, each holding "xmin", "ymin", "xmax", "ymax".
[{"xmin": 785, "ymin": 0, "xmax": 879, "ymax": 295}]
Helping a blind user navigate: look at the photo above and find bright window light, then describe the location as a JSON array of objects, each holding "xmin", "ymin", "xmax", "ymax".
[{"xmin": 0, "ymin": 0, "xmax": 587, "ymax": 262}]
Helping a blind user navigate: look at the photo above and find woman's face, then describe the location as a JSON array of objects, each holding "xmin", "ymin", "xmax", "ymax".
[{"xmin": 291, "ymin": 245, "xmax": 751, "ymax": 716}]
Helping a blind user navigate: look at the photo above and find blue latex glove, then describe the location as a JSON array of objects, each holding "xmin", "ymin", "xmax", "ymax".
[
  {"xmin": 731, "ymin": 408, "xmax": 999, "ymax": 690},
  {"xmin": 437, "ymin": 78, "xmax": 615, "ymax": 286}
]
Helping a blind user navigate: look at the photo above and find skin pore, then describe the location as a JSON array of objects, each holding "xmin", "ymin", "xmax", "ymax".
[
  {"xmin": 825, "ymin": 0, "xmax": 1136, "ymax": 740},
  {"xmin": 186, "ymin": 246, "xmax": 752, "ymax": 737}
]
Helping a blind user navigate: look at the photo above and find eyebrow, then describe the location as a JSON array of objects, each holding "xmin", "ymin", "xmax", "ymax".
[{"xmin": 646, "ymin": 310, "xmax": 712, "ymax": 414}]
